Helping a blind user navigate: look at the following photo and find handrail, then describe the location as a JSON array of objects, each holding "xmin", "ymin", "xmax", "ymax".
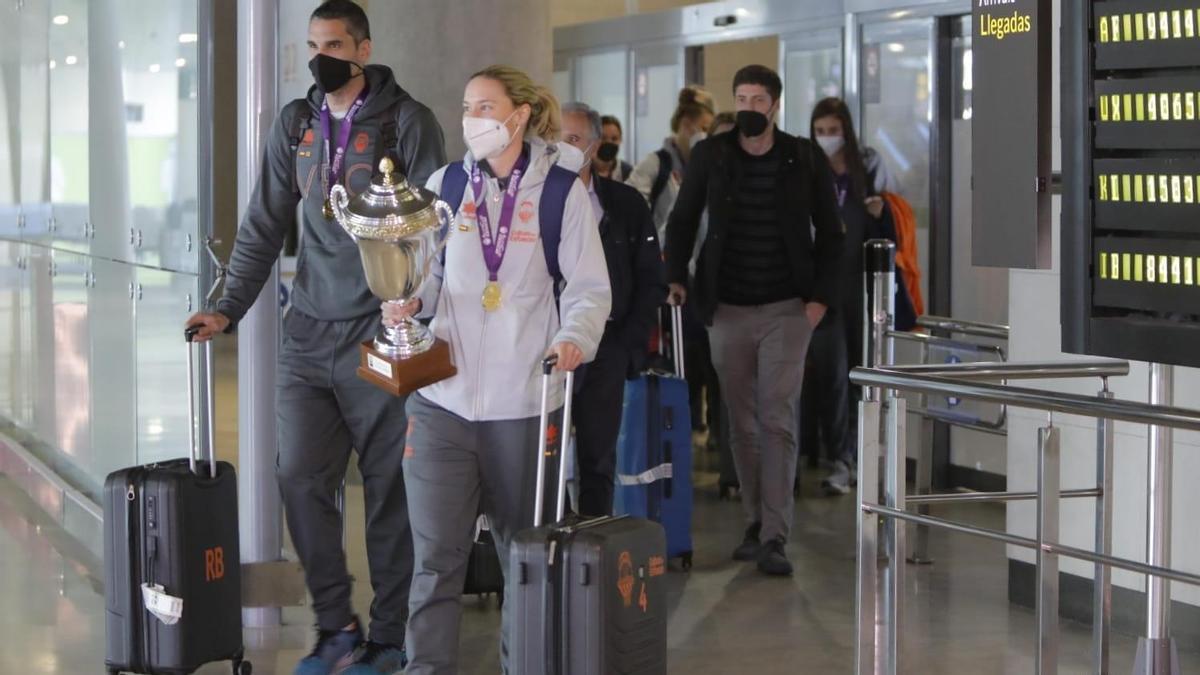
[
  {"xmin": 879, "ymin": 359, "xmax": 1129, "ymax": 381},
  {"xmin": 917, "ymin": 314, "xmax": 1010, "ymax": 340},
  {"xmin": 850, "ymin": 367, "xmax": 1200, "ymax": 431},
  {"xmin": 888, "ymin": 330, "xmax": 1007, "ymax": 359}
]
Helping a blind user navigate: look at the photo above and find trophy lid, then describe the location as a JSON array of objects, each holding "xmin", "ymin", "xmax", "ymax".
[{"xmin": 336, "ymin": 157, "xmax": 440, "ymax": 240}]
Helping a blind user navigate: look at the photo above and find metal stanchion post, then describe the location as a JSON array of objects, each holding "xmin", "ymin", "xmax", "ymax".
[
  {"xmin": 882, "ymin": 396, "xmax": 906, "ymax": 675},
  {"xmin": 1094, "ymin": 388, "xmax": 1114, "ymax": 675},
  {"xmin": 911, "ymin": 341, "xmax": 934, "ymax": 565},
  {"xmin": 856, "ymin": 398, "xmax": 881, "ymax": 675},
  {"xmin": 1037, "ymin": 425, "xmax": 1061, "ymax": 674},
  {"xmin": 1134, "ymin": 363, "xmax": 1180, "ymax": 675}
]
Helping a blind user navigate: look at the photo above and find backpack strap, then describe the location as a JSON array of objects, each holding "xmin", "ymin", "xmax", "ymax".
[
  {"xmin": 648, "ymin": 148, "xmax": 672, "ymax": 212},
  {"xmin": 437, "ymin": 161, "xmax": 469, "ymax": 266},
  {"xmin": 283, "ymin": 99, "xmax": 313, "ymax": 194},
  {"xmin": 538, "ymin": 165, "xmax": 576, "ymax": 299}
]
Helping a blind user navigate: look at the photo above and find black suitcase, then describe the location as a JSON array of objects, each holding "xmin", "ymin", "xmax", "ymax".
[
  {"xmin": 509, "ymin": 358, "xmax": 668, "ymax": 675},
  {"xmin": 104, "ymin": 329, "xmax": 249, "ymax": 675},
  {"xmin": 462, "ymin": 514, "xmax": 504, "ymax": 604}
]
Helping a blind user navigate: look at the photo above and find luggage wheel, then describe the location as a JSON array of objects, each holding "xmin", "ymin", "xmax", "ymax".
[
  {"xmin": 232, "ymin": 651, "xmax": 253, "ymax": 675},
  {"xmin": 679, "ymin": 552, "xmax": 693, "ymax": 571}
]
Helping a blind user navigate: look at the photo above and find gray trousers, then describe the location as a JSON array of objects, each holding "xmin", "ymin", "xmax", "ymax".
[
  {"xmin": 708, "ymin": 299, "xmax": 814, "ymax": 543},
  {"xmin": 276, "ymin": 309, "xmax": 413, "ymax": 645},
  {"xmin": 403, "ymin": 393, "xmax": 562, "ymax": 675}
]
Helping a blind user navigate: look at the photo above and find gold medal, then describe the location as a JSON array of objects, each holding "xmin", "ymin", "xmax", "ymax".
[
  {"xmin": 482, "ymin": 281, "xmax": 502, "ymax": 312},
  {"xmin": 323, "ymin": 199, "xmax": 334, "ymax": 220}
]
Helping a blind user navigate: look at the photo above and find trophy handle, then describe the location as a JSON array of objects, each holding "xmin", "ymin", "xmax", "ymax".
[
  {"xmin": 422, "ymin": 199, "xmax": 456, "ymax": 280},
  {"xmin": 330, "ymin": 184, "xmax": 353, "ymax": 237}
]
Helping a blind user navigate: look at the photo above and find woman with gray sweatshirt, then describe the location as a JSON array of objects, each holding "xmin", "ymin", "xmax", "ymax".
[{"xmin": 382, "ymin": 65, "xmax": 611, "ymax": 675}]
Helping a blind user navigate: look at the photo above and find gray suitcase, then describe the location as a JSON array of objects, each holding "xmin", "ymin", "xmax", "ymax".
[{"xmin": 509, "ymin": 357, "xmax": 668, "ymax": 675}]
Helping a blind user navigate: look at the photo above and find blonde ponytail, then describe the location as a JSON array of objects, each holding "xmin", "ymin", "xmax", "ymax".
[{"xmin": 470, "ymin": 65, "xmax": 562, "ymax": 142}]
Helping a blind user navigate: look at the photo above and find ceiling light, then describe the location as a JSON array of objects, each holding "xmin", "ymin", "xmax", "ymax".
[
  {"xmin": 65, "ymin": 55, "xmax": 77, "ymax": 65},
  {"xmin": 48, "ymin": 59, "xmax": 56, "ymax": 70},
  {"xmin": 118, "ymin": 40, "xmax": 125, "ymax": 49},
  {"xmin": 149, "ymin": 63, "xmax": 161, "ymax": 73},
  {"xmin": 52, "ymin": 14, "xmax": 68, "ymax": 25},
  {"xmin": 887, "ymin": 43, "xmax": 906, "ymax": 53},
  {"xmin": 178, "ymin": 33, "xmax": 198, "ymax": 44},
  {"xmin": 175, "ymin": 58, "xmax": 187, "ymax": 68}
]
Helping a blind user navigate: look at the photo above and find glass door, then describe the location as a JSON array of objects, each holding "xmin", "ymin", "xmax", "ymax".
[{"xmin": 782, "ymin": 29, "xmax": 843, "ymax": 136}]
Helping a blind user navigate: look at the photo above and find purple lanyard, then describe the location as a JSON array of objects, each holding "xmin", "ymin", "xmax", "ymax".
[
  {"xmin": 470, "ymin": 152, "xmax": 530, "ymax": 282},
  {"xmin": 320, "ymin": 88, "xmax": 369, "ymax": 193}
]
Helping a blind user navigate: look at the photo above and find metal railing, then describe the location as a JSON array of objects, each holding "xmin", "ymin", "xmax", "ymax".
[{"xmin": 853, "ymin": 240, "xmax": 1191, "ymax": 674}]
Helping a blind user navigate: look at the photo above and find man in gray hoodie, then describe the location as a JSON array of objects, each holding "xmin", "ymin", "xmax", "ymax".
[{"xmin": 185, "ymin": 2, "xmax": 445, "ymax": 674}]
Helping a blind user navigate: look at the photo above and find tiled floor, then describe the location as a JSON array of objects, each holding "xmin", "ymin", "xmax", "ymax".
[{"xmin": 2, "ymin": 457, "xmax": 1197, "ymax": 674}]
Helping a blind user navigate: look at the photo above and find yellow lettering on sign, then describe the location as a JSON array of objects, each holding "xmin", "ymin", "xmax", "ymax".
[
  {"xmin": 1161, "ymin": 11, "xmax": 1171, "ymax": 39},
  {"xmin": 1161, "ymin": 175, "xmax": 1171, "ymax": 202},
  {"xmin": 1127, "ymin": 93, "xmax": 1136, "ymax": 121},
  {"xmin": 1186, "ymin": 9, "xmax": 1195, "ymax": 38},
  {"xmin": 1128, "ymin": 13, "xmax": 1137, "ymax": 41},
  {"xmin": 1186, "ymin": 257, "xmax": 1194, "ymax": 286},
  {"xmin": 1172, "ymin": 175, "xmax": 1182, "ymax": 203},
  {"xmin": 1123, "ymin": 174, "xmax": 1133, "ymax": 201},
  {"xmin": 1137, "ymin": 93, "xmax": 1146, "ymax": 121},
  {"xmin": 1123, "ymin": 254, "xmax": 1133, "ymax": 281},
  {"xmin": 1099, "ymin": 174, "xmax": 1109, "ymax": 200},
  {"xmin": 1134, "ymin": 174, "xmax": 1144, "ymax": 202},
  {"xmin": 1148, "ymin": 92, "xmax": 1158, "ymax": 120},
  {"xmin": 1112, "ymin": 94, "xmax": 1123, "ymax": 121},
  {"xmin": 1112, "ymin": 174, "xmax": 1122, "ymax": 201},
  {"xmin": 1160, "ymin": 93, "xmax": 1171, "ymax": 119},
  {"xmin": 1173, "ymin": 10, "xmax": 1183, "ymax": 38},
  {"xmin": 1147, "ymin": 175, "xmax": 1158, "ymax": 202},
  {"xmin": 1172, "ymin": 256, "xmax": 1182, "ymax": 285},
  {"xmin": 1160, "ymin": 256, "xmax": 1169, "ymax": 284},
  {"xmin": 1135, "ymin": 254, "xmax": 1144, "ymax": 282},
  {"xmin": 1186, "ymin": 176, "xmax": 1195, "ymax": 204},
  {"xmin": 1112, "ymin": 252, "xmax": 1122, "ymax": 280},
  {"xmin": 1174, "ymin": 92, "xmax": 1184, "ymax": 120},
  {"xmin": 1148, "ymin": 12, "xmax": 1159, "ymax": 39},
  {"xmin": 1187, "ymin": 92, "xmax": 1197, "ymax": 120},
  {"xmin": 1100, "ymin": 252, "xmax": 1109, "ymax": 279},
  {"xmin": 1114, "ymin": 15, "xmax": 1123, "ymax": 41},
  {"xmin": 1100, "ymin": 15, "xmax": 1111, "ymax": 42},
  {"xmin": 1138, "ymin": 12, "xmax": 1147, "ymax": 40},
  {"xmin": 1148, "ymin": 255, "xmax": 1157, "ymax": 283}
]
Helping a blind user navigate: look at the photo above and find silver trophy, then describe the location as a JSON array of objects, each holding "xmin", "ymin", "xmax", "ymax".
[{"xmin": 329, "ymin": 157, "xmax": 457, "ymax": 395}]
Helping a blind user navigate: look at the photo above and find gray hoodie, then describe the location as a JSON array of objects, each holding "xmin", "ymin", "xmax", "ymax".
[
  {"xmin": 417, "ymin": 139, "xmax": 612, "ymax": 422},
  {"xmin": 217, "ymin": 65, "xmax": 447, "ymax": 325}
]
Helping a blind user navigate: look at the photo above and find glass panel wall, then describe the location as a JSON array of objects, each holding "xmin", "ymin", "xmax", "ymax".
[{"xmin": 0, "ymin": 0, "xmax": 204, "ymax": 500}]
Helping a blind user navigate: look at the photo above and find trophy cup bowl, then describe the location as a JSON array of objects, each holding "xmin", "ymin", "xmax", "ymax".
[{"xmin": 330, "ymin": 157, "xmax": 457, "ymax": 396}]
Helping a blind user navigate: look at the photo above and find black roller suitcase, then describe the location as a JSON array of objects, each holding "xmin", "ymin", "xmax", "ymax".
[
  {"xmin": 104, "ymin": 329, "xmax": 248, "ymax": 675},
  {"xmin": 509, "ymin": 358, "xmax": 668, "ymax": 675}
]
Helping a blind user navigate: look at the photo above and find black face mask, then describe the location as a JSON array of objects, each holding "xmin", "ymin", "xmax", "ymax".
[
  {"xmin": 309, "ymin": 54, "xmax": 361, "ymax": 93},
  {"xmin": 596, "ymin": 142, "xmax": 620, "ymax": 162},
  {"xmin": 736, "ymin": 110, "xmax": 770, "ymax": 138}
]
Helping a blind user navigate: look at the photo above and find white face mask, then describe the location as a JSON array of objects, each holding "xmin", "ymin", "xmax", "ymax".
[
  {"xmin": 816, "ymin": 134, "xmax": 845, "ymax": 157},
  {"xmin": 556, "ymin": 141, "xmax": 592, "ymax": 173},
  {"xmin": 463, "ymin": 109, "xmax": 520, "ymax": 161},
  {"xmin": 689, "ymin": 131, "xmax": 708, "ymax": 149}
]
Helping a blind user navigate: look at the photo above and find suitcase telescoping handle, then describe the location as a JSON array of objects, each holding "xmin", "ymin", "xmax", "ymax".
[
  {"xmin": 658, "ymin": 304, "xmax": 685, "ymax": 380},
  {"xmin": 534, "ymin": 355, "xmax": 575, "ymax": 528},
  {"xmin": 184, "ymin": 326, "xmax": 218, "ymax": 478}
]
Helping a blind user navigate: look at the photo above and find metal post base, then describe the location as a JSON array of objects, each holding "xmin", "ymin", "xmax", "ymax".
[{"xmin": 1132, "ymin": 637, "xmax": 1181, "ymax": 675}]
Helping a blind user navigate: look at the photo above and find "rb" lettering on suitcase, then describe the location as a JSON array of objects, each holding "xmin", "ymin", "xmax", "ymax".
[{"xmin": 204, "ymin": 546, "xmax": 225, "ymax": 582}]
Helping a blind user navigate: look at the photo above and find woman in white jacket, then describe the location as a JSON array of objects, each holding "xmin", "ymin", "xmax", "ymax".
[{"xmin": 383, "ymin": 65, "xmax": 611, "ymax": 675}]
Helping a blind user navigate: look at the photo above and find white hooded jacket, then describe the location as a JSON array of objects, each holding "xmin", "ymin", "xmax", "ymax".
[{"xmin": 417, "ymin": 138, "xmax": 612, "ymax": 422}]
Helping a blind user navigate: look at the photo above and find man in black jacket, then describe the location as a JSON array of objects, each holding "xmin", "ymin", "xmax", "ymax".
[
  {"xmin": 184, "ymin": 2, "xmax": 446, "ymax": 673},
  {"xmin": 561, "ymin": 102, "xmax": 666, "ymax": 516},
  {"xmin": 665, "ymin": 65, "xmax": 844, "ymax": 577}
]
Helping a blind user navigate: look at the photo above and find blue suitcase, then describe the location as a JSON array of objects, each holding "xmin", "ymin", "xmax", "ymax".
[{"xmin": 613, "ymin": 305, "xmax": 694, "ymax": 570}]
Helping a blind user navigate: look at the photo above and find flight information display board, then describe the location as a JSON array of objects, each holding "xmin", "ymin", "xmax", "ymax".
[{"xmin": 1062, "ymin": 0, "xmax": 1200, "ymax": 367}]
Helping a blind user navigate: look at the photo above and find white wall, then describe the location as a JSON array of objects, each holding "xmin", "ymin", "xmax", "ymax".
[{"xmin": 1005, "ymin": 0, "xmax": 1200, "ymax": 608}]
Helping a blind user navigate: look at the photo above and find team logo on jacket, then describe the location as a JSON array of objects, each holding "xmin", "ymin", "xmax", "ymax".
[
  {"xmin": 354, "ymin": 132, "xmax": 369, "ymax": 154},
  {"xmin": 462, "ymin": 201, "xmax": 477, "ymax": 219},
  {"xmin": 510, "ymin": 230, "xmax": 537, "ymax": 244},
  {"xmin": 301, "ymin": 129, "xmax": 314, "ymax": 146},
  {"xmin": 518, "ymin": 200, "xmax": 535, "ymax": 223}
]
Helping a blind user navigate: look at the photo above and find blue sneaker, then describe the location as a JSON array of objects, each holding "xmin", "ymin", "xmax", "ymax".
[
  {"xmin": 293, "ymin": 624, "xmax": 363, "ymax": 675},
  {"xmin": 342, "ymin": 641, "xmax": 408, "ymax": 675}
]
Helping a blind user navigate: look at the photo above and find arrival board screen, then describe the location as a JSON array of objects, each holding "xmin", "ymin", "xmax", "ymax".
[{"xmin": 1062, "ymin": 0, "xmax": 1200, "ymax": 367}]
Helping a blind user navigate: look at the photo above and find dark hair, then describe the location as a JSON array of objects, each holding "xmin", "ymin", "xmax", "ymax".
[
  {"xmin": 311, "ymin": 0, "xmax": 371, "ymax": 44},
  {"xmin": 563, "ymin": 102, "xmax": 603, "ymax": 140},
  {"xmin": 810, "ymin": 97, "xmax": 870, "ymax": 202},
  {"xmin": 709, "ymin": 111, "xmax": 736, "ymax": 135},
  {"xmin": 732, "ymin": 64, "xmax": 782, "ymax": 102},
  {"xmin": 670, "ymin": 86, "xmax": 715, "ymax": 133},
  {"xmin": 600, "ymin": 115, "xmax": 623, "ymax": 136}
]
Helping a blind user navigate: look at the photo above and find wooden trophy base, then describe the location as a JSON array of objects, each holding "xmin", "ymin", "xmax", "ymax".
[{"xmin": 357, "ymin": 338, "xmax": 457, "ymax": 396}]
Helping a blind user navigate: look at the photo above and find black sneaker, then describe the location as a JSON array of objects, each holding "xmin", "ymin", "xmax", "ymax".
[
  {"xmin": 293, "ymin": 622, "xmax": 363, "ymax": 675},
  {"xmin": 731, "ymin": 521, "xmax": 762, "ymax": 561},
  {"xmin": 342, "ymin": 641, "xmax": 408, "ymax": 674},
  {"xmin": 757, "ymin": 537, "xmax": 794, "ymax": 577}
]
